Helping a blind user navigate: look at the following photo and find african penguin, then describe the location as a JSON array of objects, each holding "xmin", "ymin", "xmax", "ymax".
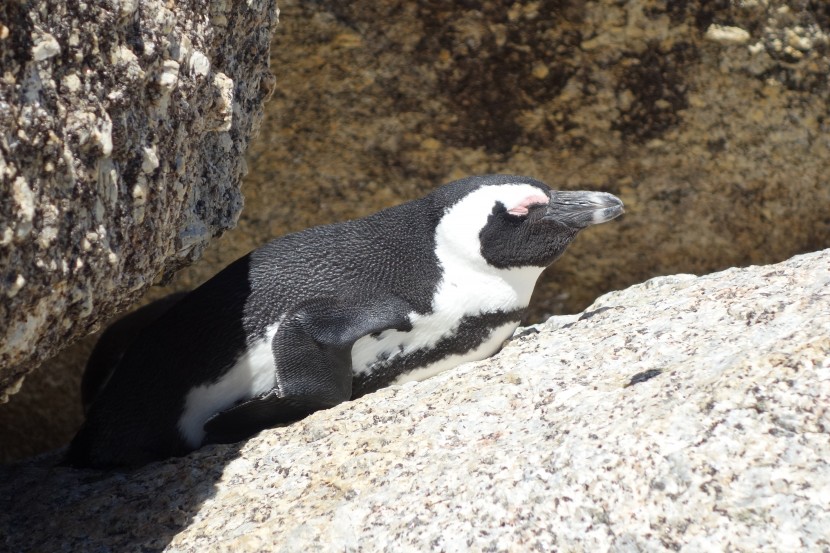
[{"xmin": 66, "ymin": 174, "xmax": 623, "ymax": 468}]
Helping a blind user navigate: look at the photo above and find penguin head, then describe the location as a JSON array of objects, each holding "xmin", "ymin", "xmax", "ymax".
[{"xmin": 431, "ymin": 174, "xmax": 624, "ymax": 270}]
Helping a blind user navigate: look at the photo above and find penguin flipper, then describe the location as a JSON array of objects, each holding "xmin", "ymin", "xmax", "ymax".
[{"xmin": 203, "ymin": 293, "xmax": 413, "ymax": 445}]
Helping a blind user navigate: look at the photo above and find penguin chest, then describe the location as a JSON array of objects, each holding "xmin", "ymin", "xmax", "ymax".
[
  {"xmin": 350, "ymin": 265, "xmax": 539, "ymax": 396},
  {"xmin": 350, "ymin": 310, "xmax": 522, "ymax": 396}
]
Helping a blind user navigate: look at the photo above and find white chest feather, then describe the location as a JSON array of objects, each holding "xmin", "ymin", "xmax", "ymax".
[
  {"xmin": 178, "ymin": 323, "xmax": 280, "ymax": 447},
  {"xmin": 349, "ymin": 264, "xmax": 540, "ymax": 378},
  {"xmin": 389, "ymin": 320, "xmax": 520, "ymax": 385}
]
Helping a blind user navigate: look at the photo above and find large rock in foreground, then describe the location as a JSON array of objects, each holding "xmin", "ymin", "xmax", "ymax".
[
  {"xmin": 1, "ymin": 249, "xmax": 828, "ymax": 551},
  {"xmin": 0, "ymin": 0, "xmax": 278, "ymax": 400}
]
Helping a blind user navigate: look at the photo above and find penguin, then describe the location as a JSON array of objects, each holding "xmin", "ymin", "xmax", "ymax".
[
  {"xmin": 66, "ymin": 174, "xmax": 623, "ymax": 468},
  {"xmin": 80, "ymin": 292, "xmax": 187, "ymax": 413}
]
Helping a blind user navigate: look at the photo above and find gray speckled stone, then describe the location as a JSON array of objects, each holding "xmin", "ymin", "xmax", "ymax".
[
  {"xmin": 0, "ymin": 0, "xmax": 279, "ymax": 400},
  {"xmin": 1, "ymin": 250, "xmax": 828, "ymax": 552}
]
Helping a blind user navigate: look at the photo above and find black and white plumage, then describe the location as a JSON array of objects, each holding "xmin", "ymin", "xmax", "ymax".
[{"xmin": 66, "ymin": 174, "xmax": 623, "ymax": 468}]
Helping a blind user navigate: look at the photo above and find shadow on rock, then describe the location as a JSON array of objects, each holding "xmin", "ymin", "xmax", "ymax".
[{"xmin": 0, "ymin": 441, "xmax": 246, "ymax": 551}]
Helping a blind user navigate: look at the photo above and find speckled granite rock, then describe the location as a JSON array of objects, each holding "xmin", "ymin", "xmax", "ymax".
[
  {"xmin": 0, "ymin": 0, "xmax": 278, "ymax": 400},
  {"xmin": 5, "ymin": 0, "xmax": 830, "ymax": 475},
  {"xmin": 1, "ymin": 249, "xmax": 827, "ymax": 552}
]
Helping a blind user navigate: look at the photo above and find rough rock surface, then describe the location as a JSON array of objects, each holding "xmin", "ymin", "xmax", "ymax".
[
  {"xmin": 0, "ymin": 0, "xmax": 278, "ymax": 399},
  {"xmin": 1, "ymin": 249, "xmax": 827, "ymax": 552},
  {"xmin": 3, "ymin": 0, "xmax": 830, "ymax": 465}
]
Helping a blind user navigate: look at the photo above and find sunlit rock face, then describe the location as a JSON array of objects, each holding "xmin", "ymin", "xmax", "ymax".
[{"xmin": 1, "ymin": 250, "xmax": 827, "ymax": 551}]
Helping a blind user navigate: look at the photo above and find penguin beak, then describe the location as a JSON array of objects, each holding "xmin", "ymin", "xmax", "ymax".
[{"xmin": 542, "ymin": 191, "xmax": 624, "ymax": 229}]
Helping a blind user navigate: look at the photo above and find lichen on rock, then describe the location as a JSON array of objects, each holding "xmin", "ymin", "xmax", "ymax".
[{"xmin": 0, "ymin": 0, "xmax": 279, "ymax": 400}]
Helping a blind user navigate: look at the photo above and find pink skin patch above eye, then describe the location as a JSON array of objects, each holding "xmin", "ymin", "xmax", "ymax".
[{"xmin": 507, "ymin": 193, "xmax": 549, "ymax": 216}]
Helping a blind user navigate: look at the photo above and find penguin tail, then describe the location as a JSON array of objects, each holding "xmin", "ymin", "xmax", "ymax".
[{"xmin": 61, "ymin": 423, "xmax": 96, "ymax": 469}]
